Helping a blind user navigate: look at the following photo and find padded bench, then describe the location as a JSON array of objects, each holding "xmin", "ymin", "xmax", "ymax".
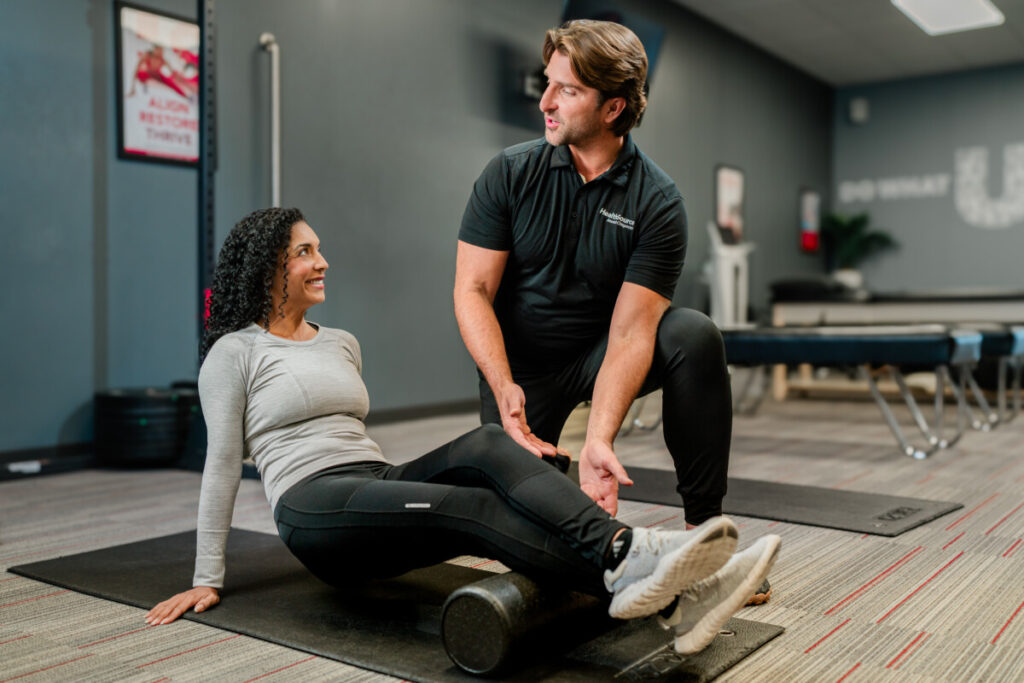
[
  {"xmin": 972, "ymin": 324, "xmax": 1024, "ymax": 425},
  {"xmin": 721, "ymin": 325, "xmax": 982, "ymax": 459}
]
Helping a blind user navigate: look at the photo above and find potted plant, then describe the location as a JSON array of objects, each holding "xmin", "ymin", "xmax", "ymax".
[{"xmin": 821, "ymin": 212, "xmax": 899, "ymax": 289}]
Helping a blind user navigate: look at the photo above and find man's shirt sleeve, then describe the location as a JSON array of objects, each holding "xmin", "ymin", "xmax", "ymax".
[
  {"xmin": 623, "ymin": 194, "xmax": 688, "ymax": 300},
  {"xmin": 459, "ymin": 152, "xmax": 513, "ymax": 251}
]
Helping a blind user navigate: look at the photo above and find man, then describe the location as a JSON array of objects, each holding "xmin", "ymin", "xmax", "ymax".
[{"xmin": 454, "ymin": 20, "xmax": 769, "ymax": 606}]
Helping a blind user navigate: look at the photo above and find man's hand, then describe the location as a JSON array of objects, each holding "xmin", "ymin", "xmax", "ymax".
[
  {"xmin": 145, "ymin": 586, "xmax": 220, "ymax": 625},
  {"xmin": 497, "ymin": 383, "xmax": 565, "ymax": 458},
  {"xmin": 579, "ymin": 440, "xmax": 633, "ymax": 516}
]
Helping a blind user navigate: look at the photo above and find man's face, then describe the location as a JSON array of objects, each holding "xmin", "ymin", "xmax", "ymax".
[{"xmin": 539, "ymin": 50, "xmax": 606, "ymax": 147}]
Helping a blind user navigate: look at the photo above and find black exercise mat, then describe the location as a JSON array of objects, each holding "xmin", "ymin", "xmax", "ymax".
[
  {"xmin": 10, "ymin": 529, "xmax": 783, "ymax": 682},
  {"xmin": 621, "ymin": 467, "xmax": 963, "ymax": 536}
]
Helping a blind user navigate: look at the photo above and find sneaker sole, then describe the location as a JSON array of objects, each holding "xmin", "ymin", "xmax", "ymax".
[
  {"xmin": 608, "ymin": 518, "xmax": 738, "ymax": 620},
  {"xmin": 673, "ymin": 535, "xmax": 781, "ymax": 655}
]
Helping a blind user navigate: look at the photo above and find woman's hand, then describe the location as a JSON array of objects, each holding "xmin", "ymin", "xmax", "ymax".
[{"xmin": 145, "ymin": 586, "xmax": 220, "ymax": 625}]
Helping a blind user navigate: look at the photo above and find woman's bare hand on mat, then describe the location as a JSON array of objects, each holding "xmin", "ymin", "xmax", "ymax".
[{"xmin": 146, "ymin": 586, "xmax": 220, "ymax": 625}]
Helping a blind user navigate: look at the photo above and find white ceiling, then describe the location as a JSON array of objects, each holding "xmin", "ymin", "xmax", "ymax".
[{"xmin": 670, "ymin": 0, "xmax": 1024, "ymax": 85}]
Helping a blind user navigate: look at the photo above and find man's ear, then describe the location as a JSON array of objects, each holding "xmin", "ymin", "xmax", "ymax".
[{"xmin": 602, "ymin": 97, "xmax": 626, "ymax": 125}]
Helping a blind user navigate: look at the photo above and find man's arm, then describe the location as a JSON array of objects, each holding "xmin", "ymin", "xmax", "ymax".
[
  {"xmin": 579, "ymin": 282, "xmax": 671, "ymax": 515},
  {"xmin": 454, "ymin": 240, "xmax": 561, "ymax": 457}
]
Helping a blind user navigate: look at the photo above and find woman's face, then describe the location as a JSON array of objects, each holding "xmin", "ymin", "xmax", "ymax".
[{"xmin": 271, "ymin": 221, "xmax": 329, "ymax": 315}]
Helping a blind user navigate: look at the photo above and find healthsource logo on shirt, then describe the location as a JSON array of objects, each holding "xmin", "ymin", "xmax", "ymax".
[{"xmin": 600, "ymin": 207, "xmax": 635, "ymax": 231}]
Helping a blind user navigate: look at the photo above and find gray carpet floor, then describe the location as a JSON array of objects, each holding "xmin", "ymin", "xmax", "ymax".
[{"xmin": 2, "ymin": 389, "xmax": 1023, "ymax": 682}]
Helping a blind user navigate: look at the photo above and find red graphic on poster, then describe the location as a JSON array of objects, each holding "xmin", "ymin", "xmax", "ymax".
[{"xmin": 119, "ymin": 6, "xmax": 199, "ymax": 162}]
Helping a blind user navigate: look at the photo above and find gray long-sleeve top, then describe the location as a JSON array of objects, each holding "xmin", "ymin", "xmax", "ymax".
[{"xmin": 194, "ymin": 323, "xmax": 387, "ymax": 588}]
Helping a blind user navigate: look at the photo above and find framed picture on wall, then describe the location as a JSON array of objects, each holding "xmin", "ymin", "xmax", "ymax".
[
  {"xmin": 799, "ymin": 188, "xmax": 821, "ymax": 252},
  {"xmin": 714, "ymin": 165, "xmax": 744, "ymax": 244},
  {"xmin": 115, "ymin": 2, "xmax": 200, "ymax": 166}
]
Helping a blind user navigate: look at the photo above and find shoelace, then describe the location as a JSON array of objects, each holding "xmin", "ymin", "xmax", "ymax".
[
  {"xmin": 632, "ymin": 529, "xmax": 671, "ymax": 558},
  {"xmin": 679, "ymin": 585, "xmax": 703, "ymax": 603}
]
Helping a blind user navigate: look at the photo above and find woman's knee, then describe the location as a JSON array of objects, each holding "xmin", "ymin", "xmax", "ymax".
[{"xmin": 453, "ymin": 424, "xmax": 530, "ymax": 464}]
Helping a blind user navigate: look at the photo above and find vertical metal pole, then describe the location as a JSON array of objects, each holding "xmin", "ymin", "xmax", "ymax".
[
  {"xmin": 198, "ymin": 0, "xmax": 216, "ymax": 360},
  {"xmin": 259, "ymin": 33, "xmax": 281, "ymax": 206}
]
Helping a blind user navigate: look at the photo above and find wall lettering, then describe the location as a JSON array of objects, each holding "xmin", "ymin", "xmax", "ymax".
[{"xmin": 838, "ymin": 143, "xmax": 1024, "ymax": 229}]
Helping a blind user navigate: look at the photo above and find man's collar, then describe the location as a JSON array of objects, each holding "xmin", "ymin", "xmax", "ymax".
[
  {"xmin": 606, "ymin": 135, "xmax": 636, "ymax": 186},
  {"xmin": 550, "ymin": 143, "xmax": 573, "ymax": 168},
  {"xmin": 549, "ymin": 135, "xmax": 636, "ymax": 186}
]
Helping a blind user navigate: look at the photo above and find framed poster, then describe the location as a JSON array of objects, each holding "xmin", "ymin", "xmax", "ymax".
[
  {"xmin": 799, "ymin": 188, "xmax": 821, "ymax": 252},
  {"xmin": 714, "ymin": 165, "xmax": 744, "ymax": 244},
  {"xmin": 115, "ymin": 2, "xmax": 200, "ymax": 165}
]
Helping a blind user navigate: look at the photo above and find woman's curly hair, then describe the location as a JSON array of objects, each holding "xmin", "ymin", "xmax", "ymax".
[{"xmin": 202, "ymin": 207, "xmax": 304, "ymax": 360}]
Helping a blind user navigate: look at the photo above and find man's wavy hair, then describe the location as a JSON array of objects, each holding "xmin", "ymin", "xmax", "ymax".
[
  {"xmin": 543, "ymin": 19, "xmax": 648, "ymax": 137},
  {"xmin": 202, "ymin": 207, "xmax": 304, "ymax": 360}
]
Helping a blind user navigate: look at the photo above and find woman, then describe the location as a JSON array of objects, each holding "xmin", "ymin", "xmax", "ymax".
[{"xmin": 146, "ymin": 208, "xmax": 779, "ymax": 655}]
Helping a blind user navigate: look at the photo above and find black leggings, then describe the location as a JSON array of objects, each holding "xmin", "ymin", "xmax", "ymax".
[
  {"xmin": 480, "ymin": 307, "xmax": 732, "ymax": 526},
  {"xmin": 274, "ymin": 424, "xmax": 627, "ymax": 595}
]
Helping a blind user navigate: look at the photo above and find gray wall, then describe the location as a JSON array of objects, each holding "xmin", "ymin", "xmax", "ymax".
[
  {"xmin": 2, "ymin": 0, "xmax": 197, "ymax": 453},
  {"xmin": 212, "ymin": 0, "xmax": 832, "ymax": 411},
  {"xmin": 834, "ymin": 64, "xmax": 1024, "ymax": 290},
  {"xmin": 1, "ymin": 0, "xmax": 831, "ymax": 453}
]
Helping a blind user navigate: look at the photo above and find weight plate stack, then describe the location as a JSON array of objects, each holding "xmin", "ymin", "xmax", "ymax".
[{"xmin": 94, "ymin": 387, "xmax": 198, "ymax": 467}]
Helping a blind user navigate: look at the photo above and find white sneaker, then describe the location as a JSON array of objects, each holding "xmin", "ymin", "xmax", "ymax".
[
  {"xmin": 660, "ymin": 534, "xmax": 781, "ymax": 655},
  {"xmin": 604, "ymin": 517, "xmax": 738, "ymax": 620}
]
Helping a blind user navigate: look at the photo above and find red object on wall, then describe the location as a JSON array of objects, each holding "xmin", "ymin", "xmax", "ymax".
[
  {"xmin": 204, "ymin": 288, "xmax": 212, "ymax": 326},
  {"xmin": 800, "ymin": 189, "xmax": 821, "ymax": 252},
  {"xmin": 801, "ymin": 231, "xmax": 819, "ymax": 252}
]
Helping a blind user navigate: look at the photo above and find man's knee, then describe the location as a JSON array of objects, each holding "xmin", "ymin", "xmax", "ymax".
[{"xmin": 657, "ymin": 308, "xmax": 725, "ymax": 360}]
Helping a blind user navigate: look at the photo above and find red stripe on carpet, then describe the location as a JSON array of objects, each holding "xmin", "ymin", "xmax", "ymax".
[
  {"xmin": 79, "ymin": 625, "xmax": 156, "ymax": 648},
  {"xmin": 942, "ymin": 532, "xmax": 965, "ymax": 550},
  {"xmin": 946, "ymin": 493, "xmax": 1000, "ymax": 531},
  {"xmin": 0, "ymin": 654, "xmax": 94, "ymax": 683},
  {"xmin": 823, "ymin": 546, "xmax": 924, "ymax": 615},
  {"xmin": 242, "ymin": 655, "xmax": 317, "ymax": 682},
  {"xmin": 985, "ymin": 501, "xmax": 1024, "ymax": 536},
  {"xmin": 1003, "ymin": 539, "xmax": 1022, "ymax": 558},
  {"xmin": 831, "ymin": 470, "xmax": 871, "ymax": 489},
  {"xmin": 987, "ymin": 462, "xmax": 1019, "ymax": 481},
  {"xmin": 137, "ymin": 634, "xmax": 241, "ymax": 668},
  {"xmin": 991, "ymin": 598, "xmax": 1024, "ymax": 645},
  {"xmin": 0, "ymin": 590, "xmax": 69, "ymax": 609},
  {"xmin": 0, "ymin": 635, "xmax": 32, "ymax": 646},
  {"xmin": 876, "ymin": 551, "xmax": 964, "ymax": 624},
  {"xmin": 804, "ymin": 618, "xmax": 851, "ymax": 653},
  {"xmin": 886, "ymin": 631, "xmax": 929, "ymax": 668},
  {"xmin": 645, "ymin": 515, "xmax": 679, "ymax": 527},
  {"xmin": 835, "ymin": 662, "xmax": 861, "ymax": 682},
  {"xmin": 916, "ymin": 459, "xmax": 957, "ymax": 486}
]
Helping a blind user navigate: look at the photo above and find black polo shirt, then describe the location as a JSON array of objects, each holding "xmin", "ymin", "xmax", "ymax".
[{"xmin": 459, "ymin": 136, "xmax": 687, "ymax": 369}]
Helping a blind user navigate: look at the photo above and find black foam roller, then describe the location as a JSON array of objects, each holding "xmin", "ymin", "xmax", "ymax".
[{"xmin": 441, "ymin": 572, "xmax": 611, "ymax": 675}]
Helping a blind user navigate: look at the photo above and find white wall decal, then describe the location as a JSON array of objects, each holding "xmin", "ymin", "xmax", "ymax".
[
  {"xmin": 954, "ymin": 144, "xmax": 1024, "ymax": 229},
  {"xmin": 838, "ymin": 143, "xmax": 1024, "ymax": 230}
]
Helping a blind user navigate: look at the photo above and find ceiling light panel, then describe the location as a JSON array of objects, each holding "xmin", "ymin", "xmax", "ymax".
[{"xmin": 892, "ymin": 0, "xmax": 1005, "ymax": 36}]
